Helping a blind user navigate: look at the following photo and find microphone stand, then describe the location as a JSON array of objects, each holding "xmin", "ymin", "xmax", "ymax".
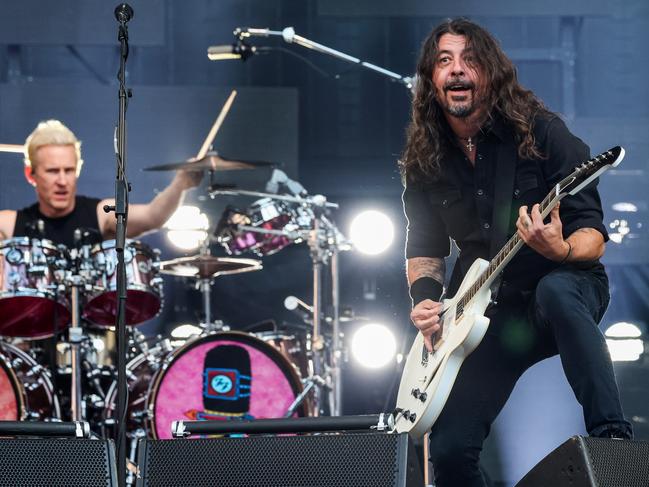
[
  {"xmin": 234, "ymin": 26, "xmax": 414, "ymax": 89},
  {"xmin": 108, "ymin": 4, "xmax": 134, "ymax": 487}
]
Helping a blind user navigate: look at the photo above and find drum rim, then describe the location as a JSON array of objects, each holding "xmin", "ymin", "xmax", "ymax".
[
  {"xmin": 0, "ymin": 236, "xmax": 60, "ymax": 251},
  {"xmin": 147, "ymin": 330, "xmax": 309, "ymax": 438},
  {"xmin": 91, "ymin": 238, "xmax": 157, "ymax": 255}
]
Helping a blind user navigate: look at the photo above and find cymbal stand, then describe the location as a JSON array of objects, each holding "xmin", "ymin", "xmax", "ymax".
[
  {"xmin": 68, "ymin": 275, "xmax": 85, "ymax": 422},
  {"xmin": 306, "ymin": 204, "xmax": 351, "ymax": 416}
]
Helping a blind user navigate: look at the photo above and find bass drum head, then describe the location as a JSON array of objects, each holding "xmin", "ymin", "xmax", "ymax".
[{"xmin": 148, "ymin": 331, "xmax": 309, "ymax": 439}]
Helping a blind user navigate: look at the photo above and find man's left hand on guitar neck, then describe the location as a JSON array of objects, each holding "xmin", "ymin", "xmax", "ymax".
[{"xmin": 516, "ymin": 202, "xmax": 606, "ymax": 263}]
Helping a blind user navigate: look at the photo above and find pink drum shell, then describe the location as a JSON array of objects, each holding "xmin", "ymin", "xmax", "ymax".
[
  {"xmin": 0, "ymin": 237, "xmax": 70, "ymax": 339},
  {"xmin": 147, "ymin": 331, "xmax": 309, "ymax": 439},
  {"xmin": 82, "ymin": 239, "xmax": 162, "ymax": 327}
]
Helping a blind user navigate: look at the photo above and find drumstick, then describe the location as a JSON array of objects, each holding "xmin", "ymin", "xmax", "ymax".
[
  {"xmin": 0, "ymin": 144, "xmax": 24, "ymax": 154},
  {"xmin": 196, "ymin": 89, "xmax": 237, "ymax": 160}
]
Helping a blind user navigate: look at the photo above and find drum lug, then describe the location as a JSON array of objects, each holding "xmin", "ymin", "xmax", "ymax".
[
  {"xmin": 8, "ymin": 271, "xmax": 21, "ymax": 286},
  {"xmin": 25, "ymin": 381, "xmax": 41, "ymax": 392},
  {"xmin": 25, "ymin": 364, "xmax": 44, "ymax": 377},
  {"xmin": 11, "ymin": 357, "xmax": 24, "ymax": 369},
  {"xmin": 24, "ymin": 410, "xmax": 41, "ymax": 420}
]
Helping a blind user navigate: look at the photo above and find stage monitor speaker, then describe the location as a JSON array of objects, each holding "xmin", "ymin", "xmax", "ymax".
[
  {"xmin": 136, "ymin": 432, "xmax": 423, "ymax": 487},
  {"xmin": 516, "ymin": 435, "xmax": 649, "ymax": 487},
  {"xmin": 0, "ymin": 438, "xmax": 117, "ymax": 487}
]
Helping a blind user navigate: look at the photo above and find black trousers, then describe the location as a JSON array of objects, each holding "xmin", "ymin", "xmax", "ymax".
[{"xmin": 428, "ymin": 265, "xmax": 633, "ymax": 487}]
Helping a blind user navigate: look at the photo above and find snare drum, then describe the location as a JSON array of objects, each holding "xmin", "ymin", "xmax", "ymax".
[
  {"xmin": 82, "ymin": 240, "xmax": 163, "ymax": 327},
  {"xmin": 220, "ymin": 198, "xmax": 313, "ymax": 256},
  {"xmin": 0, "ymin": 237, "xmax": 70, "ymax": 339},
  {"xmin": 0, "ymin": 342, "xmax": 61, "ymax": 421},
  {"xmin": 103, "ymin": 331, "xmax": 310, "ymax": 440}
]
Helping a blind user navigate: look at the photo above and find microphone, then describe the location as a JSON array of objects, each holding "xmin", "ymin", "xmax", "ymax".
[
  {"xmin": 234, "ymin": 27, "xmax": 273, "ymax": 39},
  {"xmin": 207, "ymin": 41, "xmax": 256, "ymax": 61},
  {"xmin": 265, "ymin": 169, "xmax": 307, "ymax": 196},
  {"xmin": 284, "ymin": 296, "xmax": 313, "ymax": 314},
  {"xmin": 114, "ymin": 3, "xmax": 134, "ymax": 23}
]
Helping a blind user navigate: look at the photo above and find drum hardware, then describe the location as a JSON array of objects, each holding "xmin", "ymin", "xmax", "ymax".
[
  {"xmin": 211, "ymin": 187, "xmax": 351, "ymax": 416},
  {"xmin": 284, "ymin": 375, "xmax": 327, "ymax": 418},
  {"xmin": 158, "ymin": 245, "xmax": 261, "ymax": 329},
  {"xmin": 67, "ymin": 273, "xmax": 86, "ymax": 422}
]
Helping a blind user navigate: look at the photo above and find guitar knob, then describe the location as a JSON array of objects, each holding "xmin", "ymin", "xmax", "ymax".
[
  {"xmin": 411, "ymin": 388, "xmax": 420, "ymax": 399},
  {"xmin": 409, "ymin": 412, "xmax": 417, "ymax": 423},
  {"xmin": 418, "ymin": 392, "xmax": 427, "ymax": 402}
]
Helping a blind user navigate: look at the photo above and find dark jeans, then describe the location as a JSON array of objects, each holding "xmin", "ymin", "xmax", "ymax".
[{"xmin": 428, "ymin": 265, "xmax": 633, "ymax": 487}]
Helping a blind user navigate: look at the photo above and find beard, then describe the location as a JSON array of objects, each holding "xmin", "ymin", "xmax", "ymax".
[{"xmin": 437, "ymin": 77, "xmax": 482, "ymax": 118}]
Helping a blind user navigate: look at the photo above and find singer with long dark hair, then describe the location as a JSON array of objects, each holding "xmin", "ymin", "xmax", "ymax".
[{"xmin": 400, "ymin": 18, "xmax": 632, "ymax": 487}]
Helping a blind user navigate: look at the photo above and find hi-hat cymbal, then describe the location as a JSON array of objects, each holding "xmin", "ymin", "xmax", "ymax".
[
  {"xmin": 159, "ymin": 255, "xmax": 262, "ymax": 279},
  {"xmin": 143, "ymin": 152, "xmax": 274, "ymax": 172}
]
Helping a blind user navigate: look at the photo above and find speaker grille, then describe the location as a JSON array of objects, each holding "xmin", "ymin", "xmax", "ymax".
[
  {"xmin": 582, "ymin": 437, "xmax": 649, "ymax": 487},
  {"xmin": 0, "ymin": 438, "xmax": 115, "ymax": 487},
  {"xmin": 138, "ymin": 432, "xmax": 409, "ymax": 487}
]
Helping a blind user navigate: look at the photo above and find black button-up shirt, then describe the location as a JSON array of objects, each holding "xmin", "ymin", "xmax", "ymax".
[{"xmin": 403, "ymin": 115, "xmax": 608, "ymax": 299}]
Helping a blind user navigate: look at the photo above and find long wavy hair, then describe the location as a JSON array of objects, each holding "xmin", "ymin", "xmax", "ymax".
[{"xmin": 400, "ymin": 18, "xmax": 551, "ymax": 183}]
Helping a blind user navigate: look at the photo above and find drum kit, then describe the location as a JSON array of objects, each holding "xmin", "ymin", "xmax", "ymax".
[{"xmin": 0, "ymin": 152, "xmax": 353, "ymax": 479}]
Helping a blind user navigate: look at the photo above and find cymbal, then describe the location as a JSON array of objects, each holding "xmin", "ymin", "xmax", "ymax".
[
  {"xmin": 143, "ymin": 152, "xmax": 274, "ymax": 172},
  {"xmin": 159, "ymin": 255, "xmax": 262, "ymax": 279}
]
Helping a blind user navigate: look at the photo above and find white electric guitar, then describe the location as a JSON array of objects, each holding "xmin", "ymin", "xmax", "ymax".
[{"xmin": 394, "ymin": 146, "xmax": 625, "ymax": 438}]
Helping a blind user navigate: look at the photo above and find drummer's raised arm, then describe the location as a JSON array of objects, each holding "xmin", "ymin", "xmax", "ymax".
[
  {"xmin": 0, "ymin": 210, "xmax": 17, "ymax": 240},
  {"xmin": 97, "ymin": 169, "xmax": 202, "ymax": 240}
]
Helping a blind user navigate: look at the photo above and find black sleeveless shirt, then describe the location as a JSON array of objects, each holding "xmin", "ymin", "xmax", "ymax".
[{"xmin": 13, "ymin": 195, "xmax": 103, "ymax": 248}]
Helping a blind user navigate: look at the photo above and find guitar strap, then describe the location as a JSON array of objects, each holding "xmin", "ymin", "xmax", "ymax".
[{"xmin": 490, "ymin": 135, "xmax": 517, "ymax": 258}]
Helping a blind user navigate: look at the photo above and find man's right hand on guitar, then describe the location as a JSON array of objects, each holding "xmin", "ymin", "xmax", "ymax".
[{"xmin": 410, "ymin": 299, "xmax": 444, "ymax": 352}]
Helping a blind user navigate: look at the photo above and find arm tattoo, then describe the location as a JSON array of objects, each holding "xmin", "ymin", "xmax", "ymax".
[{"xmin": 406, "ymin": 257, "xmax": 445, "ymax": 286}]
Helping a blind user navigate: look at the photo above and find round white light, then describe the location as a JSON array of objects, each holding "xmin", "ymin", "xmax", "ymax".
[
  {"xmin": 606, "ymin": 339, "xmax": 644, "ymax": 362},
  {"xmin": 349, "ymin": 210, "xmax": 394, "ymax": 255},
  {"xmin": 165, "ymin": 205, "xmax": 209, "ymax": 250},
  {"xmin": 605, "ymin": 322, "xmax": 642, "ymax": 338},
  {"xmin": 351, "ymin": 323, "xmax": 397, "ymax": 368},
  {"xmin": 171, "ymin": 323, "xmax": 203, "ymax": 339}
]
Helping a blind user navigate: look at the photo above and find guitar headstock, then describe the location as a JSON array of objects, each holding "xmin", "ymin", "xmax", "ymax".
[{"xmin": 560, "ymin": 146, "xmax": 624, "ymax": 196}]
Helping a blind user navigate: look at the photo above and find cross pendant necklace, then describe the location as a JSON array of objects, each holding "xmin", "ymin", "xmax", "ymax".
[{"xmin": 465, "ymin": 137, "xmax": 474, "ymax": 152}]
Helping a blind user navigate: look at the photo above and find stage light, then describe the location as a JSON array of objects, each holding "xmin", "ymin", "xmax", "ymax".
[
  {"xmin": 165, "ymin": 205, "xmax": 209, "ymax": 250},
  {"xmin": 171, "ymin": 323, "xmax": 202, "ymax": 339},
  {"xmin": 351, "ymin": 323, "xmax": 397, "ymax": 368},
  {"xmin": 349, "ymin": 210, "xmax": 394, "ymax": 255},
  {"xmin": 605, "ymin": 322, "xmax": 644, "ymax": 362},
  {"xmin": 611, "ymin": 202, "xmax": 638, "ymax": 212}
]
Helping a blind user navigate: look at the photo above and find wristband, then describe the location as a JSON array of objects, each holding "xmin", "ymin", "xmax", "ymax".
[
  {"xmin": 559, "ymin": 240, "xmax": 572, "ymax": 264},
  {"xmin": 409, "ymin": 277, "xmax": 444, "ymax": 306}
]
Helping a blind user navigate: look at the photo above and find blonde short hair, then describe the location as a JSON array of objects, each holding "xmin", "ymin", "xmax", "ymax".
[{"xmin": 24, "ymin": 120, "xmax": 84, "ymax": 175}]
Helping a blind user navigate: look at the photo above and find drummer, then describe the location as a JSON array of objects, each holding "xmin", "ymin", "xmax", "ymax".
[{"xmin": 0, "ymin": 119, "xmax": 201, "ymax": 246}]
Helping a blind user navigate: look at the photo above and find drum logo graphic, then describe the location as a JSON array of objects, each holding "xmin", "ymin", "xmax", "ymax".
[
  {"xmin": 204, "ymin": 368, "xmax": 251, "ymax": 401},
  {"xmin": 184, "ymin": 344, "xmax": 255, "ymax": 421}
]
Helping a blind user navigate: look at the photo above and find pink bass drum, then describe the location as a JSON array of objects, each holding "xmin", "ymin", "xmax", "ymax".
[
  {"xmin": 0, "ymin": 237, "xmax": 70, "ymax": 339},
  {"xmin": 0, "ymin": 342, "xmax": 61, "ymax": 421},
  {"xmin": 103, "ymin": 332, "xmax": 310, "ymax": 440},
  {"xmin": 82, "ymin": 239, "xmax": 163, "ymax": 327}
]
